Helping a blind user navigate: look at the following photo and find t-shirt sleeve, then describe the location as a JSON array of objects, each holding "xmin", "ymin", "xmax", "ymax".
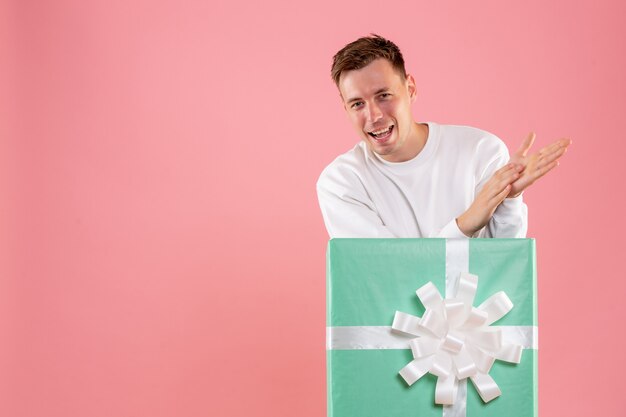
[
  {"xmin": 316, "ymin": 164, "xmax": 395, "ymax": 238},
  {"xmin": 433, "ymin": 218, "xmax": 472, "ymax": 238}
]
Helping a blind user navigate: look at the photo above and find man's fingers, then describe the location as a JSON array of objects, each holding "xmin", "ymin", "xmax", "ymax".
[
  {"xmin": 507, "ymin": 137, "xmax": 569, "ymax": 197},
  {"xmin": 498, "ymin": 162, "xmax": 524, "ymax": 175},
  {"xmin": 498, "ymin": 169, "xmax": 519, "ymax": 191},
  {"xmin": 534, "ymin": 160, "xmax": 559, "ymax": 179},
  {"xmin": 528, "ymin": 146, "xmax": 567, "ymax": 176},
  {"xmin": 515, "ymin": 132, "xmax": 536, "ymax": 157},
  {"xmin": 517, "ymin": 159, "xmax": 560, "ymax": 187},
  {"xmin": 489, "ymin": 184, "xmax": 512, "ymax": 206},
  {"xmin": 492, "ymin": 163, "xmax": 520, "ymax": 180},
  {"xmin": 557, "ymin": 138, "xmax": 572, "ymax": 147},
  {"xmin": 539, "ymin": 138, "xmax": 571, "ymax": 156},
  {"xmin": 487, "ymin": 164, "xmax": 520, "ymax": 198}
]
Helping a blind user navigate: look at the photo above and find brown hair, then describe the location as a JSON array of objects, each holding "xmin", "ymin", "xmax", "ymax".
[{"xmin": 331, "ymin": 34, "xmax": 407, "ymax": 86}]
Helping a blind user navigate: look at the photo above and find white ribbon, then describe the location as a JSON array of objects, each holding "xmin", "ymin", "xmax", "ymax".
[{"xmin": 327, "ymin": 325, "xmax": 537, "ymax": 350}]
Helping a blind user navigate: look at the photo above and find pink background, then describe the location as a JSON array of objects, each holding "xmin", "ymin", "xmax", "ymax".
[{"xmin": 2, "ymin": 0, "xmax": 625, "ymax": 416}]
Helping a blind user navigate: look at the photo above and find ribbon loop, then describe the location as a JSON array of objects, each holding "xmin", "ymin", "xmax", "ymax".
[
  {"xmin": 454, "ymin": 272, "xmax": 478, "ymax": 305},
  {"xmin": 470, "ymin": 373, "xmax": 502, "ymax": 403},
  {"xmin": 419, "ymin": 309, "xmax": 448, "ymax": 338},
  {"xmin": 431, "ymin": 351, "xmax": 453, "ymax": 378},
  {"xmin": 466, "ymin": 327, "xmax": 502, "ymax": 352},
  {"xmin": 465, "ymin": 344, "xmax": 496, "ymax": 373},
  {"xmin": 444, "ymin": 299, "xmax": 467, "ymax": 328},
  {"xmin": 478, "ymin": 291, "xmax": 514, "ymax": 325},
  {"xmin": 462, "ymin": 307, "xmax": 488, "ymax": 328},
  {"xmin": 494, "ymin": 343, "xmax": 523, "ymax": 364},
  {"xmin": 441, "ymin": 331, "xmax": 464, "ymax": 353},
  {"xmin": 410, "ymin": 336, "xmax": 440, "ymax": 358},
  {"xmin": 435, "ymin": 376, "xmax": 458, "ymax": 405},
  {"xmin": 452, "ymin": 346, "xmax": 478, "ymax": 379},
  {"xmin": 392, "ymin": 311, "xmax": 422, "ymax": 336},
  {"xmin": 399, "ymin": 356, "xmax": 433, "ymax": 386},
  {"xmin": 417, "ymin": 282, "xmax": 444, "ymax": 313}
]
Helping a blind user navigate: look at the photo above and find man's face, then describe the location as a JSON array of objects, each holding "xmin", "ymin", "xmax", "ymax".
[{"xmin": 338, "ymin": 58, "xmax": 417, "ymax": 162}]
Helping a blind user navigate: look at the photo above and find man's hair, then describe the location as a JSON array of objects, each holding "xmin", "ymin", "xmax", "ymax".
[{"xmin": 331, "ymin": 34, "xmax": 407, "ymax": 86}]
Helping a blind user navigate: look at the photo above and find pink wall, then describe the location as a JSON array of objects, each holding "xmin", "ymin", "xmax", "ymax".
[{"xmin": 2, "ymin": 0, "xmax": 624, "ymax": 415}]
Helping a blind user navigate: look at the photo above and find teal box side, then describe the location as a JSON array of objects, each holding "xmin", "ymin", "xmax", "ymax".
[
  {"xmin": 327, "ymin": 238, "xmax": 446, "ymax": 326},
  {"xmin": 469, "ymin": 239, "xmax": 537, "ymax": 326}
]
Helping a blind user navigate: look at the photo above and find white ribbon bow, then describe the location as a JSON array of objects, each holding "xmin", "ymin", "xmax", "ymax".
[{"xmin": 391, "ymin": 272, "xmax": 522, "ymax": 405}]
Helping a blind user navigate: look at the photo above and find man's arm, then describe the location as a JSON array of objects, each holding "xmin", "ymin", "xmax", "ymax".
[
  {"xmin": 456, "ymin": 133, "xmax": 571, "ymax": 238},
  {"xmin": 456, "ymin": 162, "xmax": 526, "ymax": 237},
  {"xmin": 316, "ymin": 168, "xmax": 395, "ymax": 238}
]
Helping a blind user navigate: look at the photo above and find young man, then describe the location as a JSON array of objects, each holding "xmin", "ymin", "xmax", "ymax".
[{"xmin": 317, "ymin": 34, "xmax": 570, "ymax": 238}]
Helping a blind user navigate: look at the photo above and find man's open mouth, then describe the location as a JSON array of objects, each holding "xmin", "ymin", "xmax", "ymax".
[{"xmin": 368, "ymin": 125, "xmax": 394, "ymax": 141}]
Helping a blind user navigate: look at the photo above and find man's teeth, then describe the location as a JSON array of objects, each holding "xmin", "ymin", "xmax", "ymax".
[{"xmin": 370, "ymin": 126, "xmax": 392, "ymax": 137}]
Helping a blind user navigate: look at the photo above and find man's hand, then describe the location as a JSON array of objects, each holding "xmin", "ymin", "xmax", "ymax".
[
  {"xmin": 508, "ymin": 133, "xmax": 571, "ymax": 198},
  {"xmin": 456, "ymin": 163, "xmax": 523, "ymax": 237}
]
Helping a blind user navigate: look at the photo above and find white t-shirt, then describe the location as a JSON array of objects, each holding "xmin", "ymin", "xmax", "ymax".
[{"xmin": 316, "ymin": 122, "xmax": 528, "ymax": 238}]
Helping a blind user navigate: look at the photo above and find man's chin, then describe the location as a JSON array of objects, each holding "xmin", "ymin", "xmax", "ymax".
[{"xmin": 365, "ymin": 141, "xmax": 393, "ymax": 157}]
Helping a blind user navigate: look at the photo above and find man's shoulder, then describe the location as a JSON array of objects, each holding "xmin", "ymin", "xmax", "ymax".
[
  {"xmin": 437, "ymin": 123, "xmax": 507, "ymax": 156},
  {"xmin": 438, "ymin": 123, "xmax": 504, "ymax": 144},
  {"xmin": 317, "ymin": 142, "xmax": 369, "ymax": 187}
]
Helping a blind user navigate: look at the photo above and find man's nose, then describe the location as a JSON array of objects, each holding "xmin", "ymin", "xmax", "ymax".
[{"xmin": 366, "ymin": 102, "xmax": 383, "ymax": 123}]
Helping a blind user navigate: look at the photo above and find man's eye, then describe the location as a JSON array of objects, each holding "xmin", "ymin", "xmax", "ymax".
[
  {"xmin": 379, "ymin": 93, "xmax": 391, "ymax": 99},
  {"xmin": 351, "ymin": 102, "xmax": 364, "ymax": 109}
]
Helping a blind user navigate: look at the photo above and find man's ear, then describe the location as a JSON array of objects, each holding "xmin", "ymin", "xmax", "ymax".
[{"xmin": 406, "ymin": 74, "xmax": 417, "ymax": 102}]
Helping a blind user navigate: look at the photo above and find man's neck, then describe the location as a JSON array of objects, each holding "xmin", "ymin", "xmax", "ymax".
[{"xmin": 383, "ymin": 122, "xmax": 429, "ymax": 163}]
